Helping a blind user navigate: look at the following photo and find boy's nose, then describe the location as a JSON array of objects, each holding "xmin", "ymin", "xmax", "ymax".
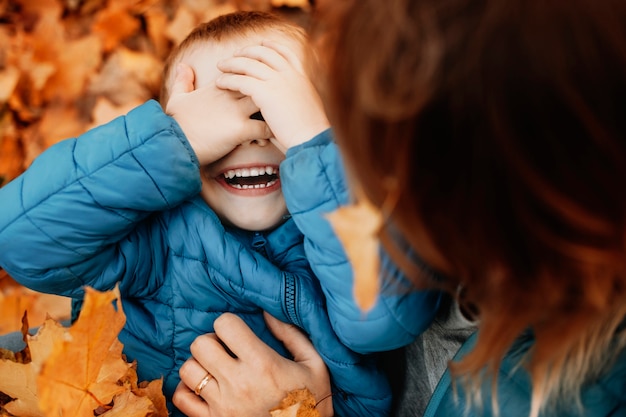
[{"xmin": 245, "ymin": 138, "xmax": 270, "ymax": 147}]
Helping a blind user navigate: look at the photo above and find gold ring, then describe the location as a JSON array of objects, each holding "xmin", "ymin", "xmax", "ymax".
[{"xmin": 194, "ymin": 373, "xmax": 212, "ymax": 395}]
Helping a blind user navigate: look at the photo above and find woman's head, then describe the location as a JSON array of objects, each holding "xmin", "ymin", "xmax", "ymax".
[{"xmin": 314, "ymin": 0, "xmax": 626, "ymax": 411}]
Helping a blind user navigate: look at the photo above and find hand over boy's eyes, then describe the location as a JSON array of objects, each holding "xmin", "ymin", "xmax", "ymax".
[
  {"xmin": 216, "ymin": 41, "xmax": 330, "ymax": 151},
  {"xmin": 166, "ymin": 63, "xmax": 272, "ymax": 165}
]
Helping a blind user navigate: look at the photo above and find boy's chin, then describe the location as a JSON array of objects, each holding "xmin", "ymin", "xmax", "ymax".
[{"xmin": 225, "ymin": 212, "xmax": 287, "ymax": 232}]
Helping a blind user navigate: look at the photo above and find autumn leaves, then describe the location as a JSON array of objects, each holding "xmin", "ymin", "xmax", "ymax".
[{"xmin": 0, "ymin": 287, "xmax": 168, "ymax": 416}]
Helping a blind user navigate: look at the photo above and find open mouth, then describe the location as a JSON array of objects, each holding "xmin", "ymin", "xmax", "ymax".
[{"xmin": 222, "ymin": 165, "xmax": 279, "ymax": 190}]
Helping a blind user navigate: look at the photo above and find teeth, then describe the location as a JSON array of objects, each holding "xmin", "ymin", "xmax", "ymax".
[
  {"xmin": 224, "ymin": 166, "xmax": 276, "ymax": 179},
  {"xmin": 230, "ymin": 179, "xmax": 278, "ymax": 190}
]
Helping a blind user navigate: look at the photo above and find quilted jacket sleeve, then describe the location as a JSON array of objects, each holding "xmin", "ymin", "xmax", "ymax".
[
  {"xmin": 280, "ymin": 129, "xmax": 442, "ymax": 353},
  {"xmin": 0, "ymin": 100, "xmax": 201, "ymax": 299}
]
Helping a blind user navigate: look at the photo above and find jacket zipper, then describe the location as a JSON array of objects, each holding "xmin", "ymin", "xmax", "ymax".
[
  {"xmin": 252, "ymin": 232, "xmax": 268, "ymax": 258},
  {"xmin": 251, "ymin": 231, "xmax": 301, "ymax": 327}
]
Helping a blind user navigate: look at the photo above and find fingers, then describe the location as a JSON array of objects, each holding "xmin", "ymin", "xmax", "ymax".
[
  {"xmin": 264, "ymin": 312, "xmax": 333, "ymax": 416},
  {"xmin": 215, "ymin": 74, "xmax": 252, "ymax": 101},
  {"xmin": 243, "ymin": 119, "xmax": 273, "ymax": 143},
  {"xmin": 169, "ymin": 63, "xmax": 196, "ymax": 96},
  {"xmin": 219, "ymin": 44, "xmax": 288, "ymax": 75},
  {"xmin": 238, "ymin": 96, "xmax": 272, "ymax": 141},
  {"xmin": 264, "ymin": 312, "xmax": 318, "ymax": 363},
  {"xmin": 180, "ymin": 357, "xmax": 217, "ymax": 395},
  {"xmin": 216, "ymin": 42, "xmax": 302, "ymax": 85},
  {"xmin": 212, "ymin": 312, "xmax": 278, "ymax": 361},
  {"xmin": 270, "ymin": 137, "xmax": 287, "ymax": 154},
  {"xmin": 194, "ymin": 373, "xmax": 214, "ymax": 396},
  {"xmin": 172, "ymin": 382, "xmax": 211, "ymax": 417},
  {"xmin": 218, "ymin": 55, "xmax": 274, "ymax": 81},
  {"xmin": 188, "ymin": 333, "xmax": 235, "ymax": 381},
  {"xmin": 239, "ymin": 95, "xmax": 261, "ymax": 119},
  {"xmin": 261, "ymin": 40, "xmax": 305, "ymax": 72}
]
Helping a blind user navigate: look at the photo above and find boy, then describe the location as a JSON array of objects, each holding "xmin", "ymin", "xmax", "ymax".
[{"xmin": 0, "ymin": 11, "xmax": 391, "ymax": 417}]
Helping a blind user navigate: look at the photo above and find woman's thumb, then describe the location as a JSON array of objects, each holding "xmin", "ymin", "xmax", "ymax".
[{"xmin": 264, "ymin": 312, "xmax": 316, "ymax": 362}]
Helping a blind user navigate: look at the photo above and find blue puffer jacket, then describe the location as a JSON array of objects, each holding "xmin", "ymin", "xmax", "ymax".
[
  {"xmin": 426, "ymin": 331, "xmax": 626, "ymax": 417},
  {"xmin": 282, "ymin": 130, "xmax": 442, "ymax": 353},
  {"xmin": 0, "ymin": 101, "xmax": 393, "ymax": 416}
]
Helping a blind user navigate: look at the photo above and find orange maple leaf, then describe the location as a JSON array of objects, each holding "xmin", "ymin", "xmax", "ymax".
[
  {"xmin": 1, "ymin": 287, "xmax": 167, "ymax": 416},
  {"xmin": 326, "ymin": 197, "xmax": 383, "ymax": 312},
  {"xmin": 37, "ymin": 287, "xmax": 129, "ymax": 416},
  {"xmin": 0, "ymin": 318, "xmax": 67, "ymax": 417}
]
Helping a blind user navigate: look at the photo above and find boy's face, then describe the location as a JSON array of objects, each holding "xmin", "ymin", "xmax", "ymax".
[{"xmin": 179, "ymin": 31, "xmax": 301, "ymax": 231}]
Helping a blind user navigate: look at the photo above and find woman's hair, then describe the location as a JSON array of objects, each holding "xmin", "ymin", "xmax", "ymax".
[
  {"xmin": 160, "ymin": 10, "xmax": 306, "ymax": 105},
  {"xmin": 313, "ymin": 0, "xmax": 626, "ymax": 414}
]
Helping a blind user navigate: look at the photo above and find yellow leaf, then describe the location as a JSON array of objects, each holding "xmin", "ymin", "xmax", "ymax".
[
  {"xmin": 133, "ymin": 379, "xmax": 169, "ymax": 417},
  {"xmin": 99, "ymin": 390, "xmax": 155, "ymax": 417},
  {"xmin": 270, "ymin": 388, "xmax": 320, "ymax": 417},
  {"xmin": 0, "ymin": 318, "xmax": 67, "ymax": 417},
  {"xmin": 326, "ymin": 198, "xmax": 382, "ymax": 311},
  {"xmin": 37, "ymin": 286, "xmax": 129, "ymax": 416}
]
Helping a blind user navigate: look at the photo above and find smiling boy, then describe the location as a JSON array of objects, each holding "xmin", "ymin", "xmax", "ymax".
[{"xmin": 159, "ymin": 16, "xmax": 304, "ymax": 232}]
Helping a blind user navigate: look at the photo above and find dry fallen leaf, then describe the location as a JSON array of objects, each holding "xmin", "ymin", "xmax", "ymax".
[
  {"xmin": 270, "ymin": 388, "xmax": 320, "ymax": 417},
  {"xmin": 38, "ymin": 287, "xmax": 130, "ymax": 416},
  {"xmin": 0, "ymin": 272, "xmax": 70, "ymax": 335},
  {"xmin": 326, "ymin": 198, "xmax": 383, "ymax": 311},
  {"xmin": 0, "ymin": 317, "xmax": 67, "ymax": 417},
  {"xmin": 0, "ymin": 287, "xmax": 167, "ymax": 417}
]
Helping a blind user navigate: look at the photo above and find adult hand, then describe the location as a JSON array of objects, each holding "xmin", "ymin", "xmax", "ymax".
[
  {"xmin": 166, "ymin": 63, "xmax": 272, "ymax": 165},
  {"xmin": 173, "ymin": 312, "xmax": 333, "ymax": 417},
  {"xmin": 216, "ymin": 41, "xmax": 330, "ymax": 152}
]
